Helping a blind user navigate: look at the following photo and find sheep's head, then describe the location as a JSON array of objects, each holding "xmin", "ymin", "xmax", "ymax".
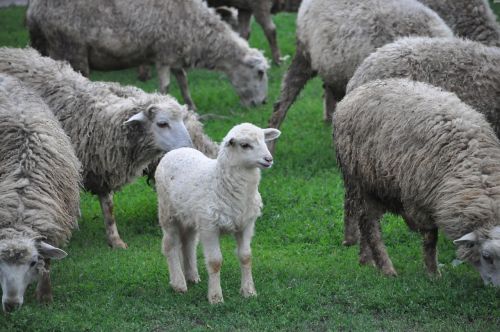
[
  {"xmin": 124, "ymin": 97, "xmax": 193, "ymax": 152},
  {"xmin": 0, "ymin": 237, "xmax": 66, "ymax": 313},
  {"xmin": 221, "ymin": 123, "xmax": 280, "ymax": 169},
  {"xmin": 226, "ymin": 50, "xmax": 269, "ymax": 107},
  {"xmin": 454, "ymin": 226, "xmax": 500, "ymax": 286}
]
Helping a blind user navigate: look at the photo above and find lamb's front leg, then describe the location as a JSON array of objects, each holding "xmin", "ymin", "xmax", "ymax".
[
  {"xmin": 235, "ymin": 224, "xmax": 257, "ymax": 298},
  {"xmin": 36, "ymin": 259, "xmax": 52, "ymax": 303},
  {"xmin": 200, "ymin": 230, "xmax": 223, "ymax": 304},
  {"xmin": 98, "ymin": 192, "xmax": 128, "ymax": 249}
]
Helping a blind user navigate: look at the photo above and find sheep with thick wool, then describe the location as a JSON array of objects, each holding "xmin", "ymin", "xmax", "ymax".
[
  {"xmin": 155, "ymin": 123, "xmax": 280, "ymax": 303},
  {"xmin": 334, "ymin": 78, "xmax": 500, "ymax": 285},
  {"xmin": 267, "ymin": 0, "xmax": 452, "ymax": 153},
  {"xmin": 418, "ymin": 0, "xmax": 500, "ymax": 46},
  {"xmin": 0, "ymin": 74, "xmax": 81, "ymax": 312},
  {"xmin": 27, "ymin": 0, "xmax": 269, "ymax": 110},
  {"xmin": 0, "ymin": 47, "xmax": 200, "ymax": 249}
]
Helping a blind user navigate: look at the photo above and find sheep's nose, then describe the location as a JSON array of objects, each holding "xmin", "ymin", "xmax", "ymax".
[
  {"xmin": 264, "ymin": 156, "xmax": 273, "ymax": 163},
  {"xmin": 3, "ymin": 301, "xmax": 21, "ymax": 313}
]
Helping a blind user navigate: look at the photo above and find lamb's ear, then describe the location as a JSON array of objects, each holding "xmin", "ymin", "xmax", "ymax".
[
  {"xmin": 263, "ymin": 128, "xmax": 281, "ymax": 141},
  {"xmin": 453, "ymin": 232, "xmax": 478, "ymax": 246},
  {"xmin": 123, "ymin": 111, "xmax": 146, "ymax": 125},
  {"xmin": 37, "ymin": 242, "xmax": 67, "ymax": 260}
]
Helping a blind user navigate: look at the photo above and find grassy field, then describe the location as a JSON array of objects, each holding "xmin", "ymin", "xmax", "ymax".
[{"xmin": 1, "ymin": 4, "xmax": 500, "ymax": 331}]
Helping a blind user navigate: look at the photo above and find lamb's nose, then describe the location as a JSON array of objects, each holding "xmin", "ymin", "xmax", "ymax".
[{"xmin": 264, "ymin": 156, "xmax": 273, "ymax": 163}]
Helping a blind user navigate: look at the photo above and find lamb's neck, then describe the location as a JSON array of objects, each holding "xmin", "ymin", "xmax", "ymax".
[{"xmin": 215, "ymin": 161, "xmax": 261, "ymax": 202}]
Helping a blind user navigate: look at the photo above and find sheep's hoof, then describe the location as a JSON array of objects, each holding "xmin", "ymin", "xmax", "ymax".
[
  {"xmin": 170, "ymin": 283, "xmax": 188, "ymax": 293},
  {"xmin": 109, "ymin": 238, "xmax": 128, "ymax": 249},
  {"xmin": 359, "ymin": 256, "xmax": 375, "ymax": 267},
  {"xmin": 382, "ymin": 266, "xmax": 398, "ymax": 277},
  {"xmin": 208, "ymin": 293, "xmax": 224, "ymax": 304},
  {"xmin": 342, "ymin": 239, "xmax": 358, "ymax": 246},
  {"xmin": 240, "ymin": 287, "xmax": 257, "ymax": 298},
  {"xmin": 36, "ymin": 291, "xmax": 53, "ymax": 304},
  {"xmin": 427, "ymin": 269, "xmax": 442, "ymax": 279}
]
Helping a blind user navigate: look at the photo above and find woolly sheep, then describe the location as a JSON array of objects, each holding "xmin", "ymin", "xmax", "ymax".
[
  {"xmin": 0, "ymin": 47, "xmax": 197, "ymax": 249},
  {"xmin": 267, "ymin": 0, "xmax": 453, "ymax": 153},
  {"xmin": 27, "ymin": 0, "xmax": 269, "ymax": 110},
  {"xmin": 0, "ymin": 74, "xmax": 81, "ymax": 312},
  {"xmin": 418, "ymin": 0, "xmax": 500, "ymax": 46},
  {"xmin": 334, "ymin": 78, "xmax": 500, "ymax": 285},
  {"xmin": 155, "ymin": 123, "xmax": 281, "ymax": 303}
]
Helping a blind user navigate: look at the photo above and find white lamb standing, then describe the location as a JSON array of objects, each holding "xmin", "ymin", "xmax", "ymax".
[{"xmin": 155, "ymin": 123, "xmax": 280, "ymax": 304}]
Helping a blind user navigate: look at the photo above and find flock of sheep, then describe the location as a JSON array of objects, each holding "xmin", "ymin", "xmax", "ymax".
[{"xmin": 0, "ymin": 0, "xmax": 499, "ymax": 314}]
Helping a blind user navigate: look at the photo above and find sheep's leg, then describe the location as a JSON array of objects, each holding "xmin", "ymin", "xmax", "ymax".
[
  {"xmin": 48, "ymin": 42, "xmax": 90, "ymax": 77},
  {"xmin": 253, "ymin": 5, "xmax": 280, "ymax": 64},
  {"xmin": 156, "ymin": 63, "xmax": 171, "ymax": 94},
  {"xmin": 235, "ymin": 224, "xmax": 257, "ymax": 298},
  {"xmin": 36, "ymin": 259, "xmax": 52, "ymax": 303},
  {"xmin": 137, "ymin": 64, "xmax": 152, "ymax": 82},
  {"xmin": 267, "ymin": 43, "xmax": 314, "ymax": 154},
  {"xmin": 323, "ymin": 84, "xmax": 344, "ymax": 123},
  {"xmin": 98, "ymin": 192, "xmax": 128, "ymax": 249},
  {"xmin": 358, "ymin": 202, "xmax": 397, "ymax": 276},
  {"xmin": 172, "ymin": 68, "xmax": 196, "ymax": 111},
  {"xmin": 343, "ymin": 184, "xmax": 361, "ymax": 246},
  {"xmin": 162, "ymin": 226, "xmax": 187, "ymax": 292},
  {"xmin": 238, "ymin": 9, "xmax": 252, "ymax": 39},
  {"xmin": 200, "ymin": 231, "xmax": 223, "ymax": 304},
  {"xmin": 182, "ymin": 228, "xmax": 200, "ymax": 284},
  {"xmin": 422, "ymin": 228, "xmax": 440, "ymax": 277}
]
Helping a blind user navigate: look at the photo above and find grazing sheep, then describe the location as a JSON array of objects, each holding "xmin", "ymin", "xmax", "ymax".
[
  {"xmin": 267, "ymin": 0, "xmax": 453, "ymax": 153},
  {"xmin": 418, "ymin": 0, "xmax": 500, "ymax": 46},
  {"xmin": 156, "ymin": 123, "xmax": 280, "ymax": 303},
  {"xmin": 0, "ymin": 47, "xmax": 194, "ymax": 249},
  {"xmin": 27, "ymin": 0, "xmax": 269, "ymax": 111},
  {"xmin": 207, "ymin": 0, "xmax": 281, "ymax": 64},
  {"xmin": 0, "ymin": 74, "xmax": 81, "ymax": 312},
  {"xmin": 334, "ymin": 78, "xmax": 500, "ymax": 285}
]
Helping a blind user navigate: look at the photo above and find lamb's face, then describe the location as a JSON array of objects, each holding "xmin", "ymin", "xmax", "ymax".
[
  {"xmin": 454, "ymin": 226, "xmax": 500, "ymax": 286},
  {"xmin": 228, "ymin": 52, "xmax": 269, "ymax": 107},
  {"xmin": 223, "ymin": 123, "xmax": 281, "ymax": 169},
  {"xmin": 124, "ymin": 101, "xmax": 193, "ymax": 152},
  {"xmin": 0, "ymin": 239, "xmax": 66, "ymax": 313}
]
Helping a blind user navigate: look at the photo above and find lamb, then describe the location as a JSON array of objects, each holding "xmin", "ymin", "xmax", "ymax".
[
  {"xmin": 0, "ymin": 47, "xmax": 197, "ymax": 249},
  {"xmin": 267, "ymin": 0, "xmax": 453, "ymax": 153},
  {"xmin": 333, "ymin": 78, "xmax": 500, "ymax": 285},
  {"xmin": 155, "ymin": 123, "xmax": 280, "ymax": 303},
  {"xmin": 418, "ymin": 0, "xmax": 500, "ymax": 47},
  {"xmin": 0, "ymin": 74, "xmax": 81, "ymax": 312},
  {"xmin": 27, "ymin": 0, "xmax": 269, "ymax": 111}
]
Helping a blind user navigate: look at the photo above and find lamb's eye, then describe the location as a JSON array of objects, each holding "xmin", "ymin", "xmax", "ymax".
[
  {"xmin": 240, "ymin": 143, "xmax": 252, "ymax": 149},
  {"xmin": 157, "ymin": 121, "xmax": 170, "ymax": 129},
  {"xmin": 30, "ymin": 261, "xmax": 37, "ymax": 268},
  {"xmin": 482, "ymin": 252, "xmax": 494, "ymax": 265}
]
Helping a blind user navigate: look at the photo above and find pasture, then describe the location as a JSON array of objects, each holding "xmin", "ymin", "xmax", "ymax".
[{"xmin": 0, "ymin": 4, "xmax": 499, "ymax": 331}]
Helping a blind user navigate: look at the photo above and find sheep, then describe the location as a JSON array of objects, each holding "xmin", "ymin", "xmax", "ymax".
[
  {"xmin": 0, "ymin": 47, "xmax": 198, "ymax": 249},
  {"xmin": 418, "ymin": 0, "xmax": 500, "ymax": 47},
  {"xmin": 206, "ymin": 0, "xmax": 282, "ymax": 64},
  {"xmin": 333, "ymin": 78, "xmax": 500, "ymax": 285},
  {"xmin": 27, "ymin": 0, "xmax": 269, "ymax": 111},
  {"xmin": 266, "ymin": 0, "xmax": 453, "ymax": 154},
  {"xmin": 155, "ymin": 123, "xmax": 281, "ymax": 303},
  {"xmin": 0, "ymin": 74, "xmax": 81, "ymax": 312}
]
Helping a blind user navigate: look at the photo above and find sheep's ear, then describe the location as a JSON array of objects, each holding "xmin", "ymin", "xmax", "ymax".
[
  {"xmin": 263, "ymin": 128, "xmax": 281, "ymax": 141},
  {"xmin": 453, "ymin": 232, "xmax": 478, "ymax": 246},
  {"xmin": 226, "ymin": 138, "xmax": 236, "ymax": 147},
  {"xmin": 216, "ymin": 7, "xmax": 234, "ymax": 20},
  {"xmin": 123, "ymin": 111, "xmax": 146, "ymax": 125},
  {"xmin": 37, "ymin": 242, "xmax": 67, "ymax": 260}
]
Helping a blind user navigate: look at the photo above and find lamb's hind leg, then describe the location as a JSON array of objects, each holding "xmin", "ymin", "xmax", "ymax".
[
  {"xmin": 172, "ymin": 68, "xmax": 196, "ymax": 111},
  {"xmin": 267, "ymin": 42, "xmax": 315, "ymax": 154},
  {"xmin": 200, "ymin": 230, "xmax": 223, "ymax": 304},
  {"xmin": 182, "ymin": 228, "xmax": 200, "ymax": 284},
  {"xmin": 236, "ymin": 223, "xmax": 257, "ymax": 298},
  {"xmin": 422, "ymin": 228, "xmax": 440, "ymax": 277},
  {"xmin": 98, "ymin": 192, "xmax": 128, "ymax": 249},
  {"xmin": 162, "ymin": 225, "xmax": 187, "ymax": 293},
  {"xmin": 358, "ymin": 200, "xmax": 396, "ymax": 276},
  {"xmin": 36, "ymin": 259, "xmax": 52, "ymax": 303}
]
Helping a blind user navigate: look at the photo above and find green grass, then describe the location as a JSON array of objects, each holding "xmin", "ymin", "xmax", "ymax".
[{"xmin": 1, "ymin": 4, "xmax": 500, "ymax": 331}]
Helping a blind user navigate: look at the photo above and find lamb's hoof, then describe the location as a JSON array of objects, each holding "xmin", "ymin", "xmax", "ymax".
[
  {"xmin": 170, "ymin": 283, "xmax": 188, "ymax": 293},
  {"xmin": 109, "ymin": 238, "xmax": 128, "ymax": 249},
  {"xmin": 36, "ymin": 292, "xmax": 53, "ymax": 304},
  {"xmin": 240, "ymin": 287, "xmax": 257, "ymax": 298},
  {"xmin": 208, "ymin": 293, "xmax": 224, "ymax": 304},
  {"xmin": 382, "ymin": 266, "xmax": 398, "ymax": 277}
]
